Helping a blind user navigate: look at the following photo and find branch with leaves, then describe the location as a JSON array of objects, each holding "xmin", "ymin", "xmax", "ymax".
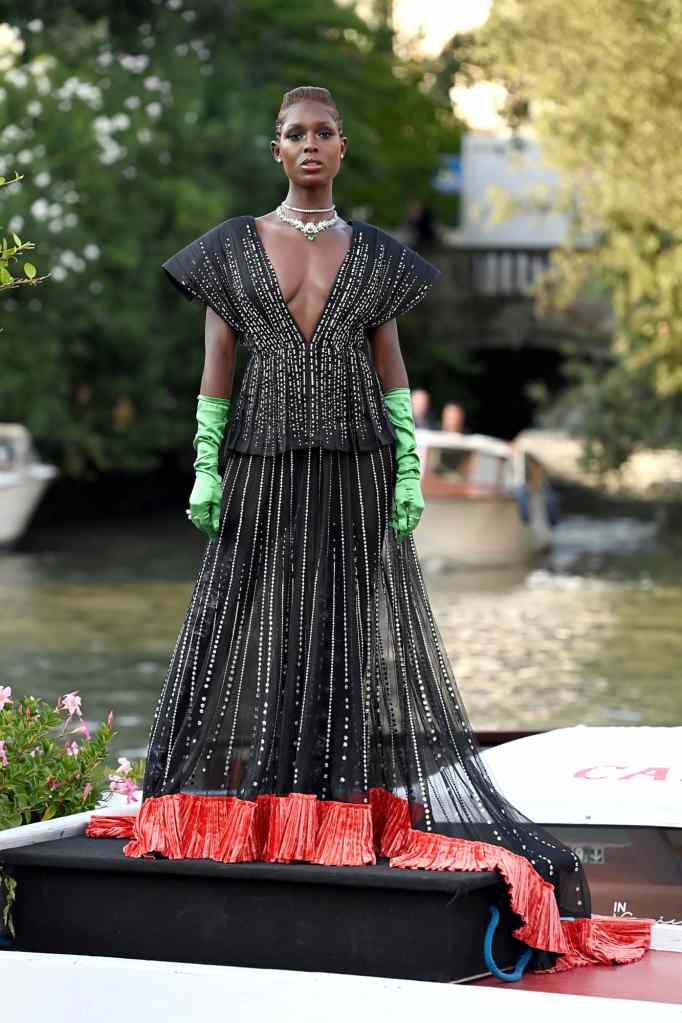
[{"xmin": 0, "ymin": 172, "xmax": 45, "ymax": 292}]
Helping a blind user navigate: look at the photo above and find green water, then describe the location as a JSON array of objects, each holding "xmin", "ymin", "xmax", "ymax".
[{"xmin": 1, "ymin": 510, "xmax": 680, "ymax": 759}]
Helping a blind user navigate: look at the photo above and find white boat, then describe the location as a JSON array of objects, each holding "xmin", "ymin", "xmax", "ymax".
[
  {"xmin": 414, "ymin": 428, "xmax": 557, "ymax": 566},
  {"xmin": 0, "ymin": 423, "xmax": 58, "ymax": 546},
  {"xmin": 481, "ymin": 725, "xmax": 682, "ymax": 934}
]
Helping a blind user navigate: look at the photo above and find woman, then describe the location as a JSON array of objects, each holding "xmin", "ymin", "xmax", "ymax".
[{"xmin": 89, "ymin": 86, "xmax": 649, "ymax": 972}]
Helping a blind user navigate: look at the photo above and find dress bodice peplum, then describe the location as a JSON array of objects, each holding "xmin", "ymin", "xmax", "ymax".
[{"xmin": 162, "ymin": 215, "xmax": 442, "ymax": 456}]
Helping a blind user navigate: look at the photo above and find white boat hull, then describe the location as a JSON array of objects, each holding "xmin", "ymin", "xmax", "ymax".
[
  {"xmin": 0, "ymin": 465, "xmax": 57, "ymax": 544},
  {"xmin": 415, "ymin": 493, "xmax": 550, "ymax": 567}
]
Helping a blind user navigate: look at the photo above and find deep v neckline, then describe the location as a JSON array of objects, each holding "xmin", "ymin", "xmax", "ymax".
[{"xmin": 248, "ymin": 214, "xmax": 358, "ymax": 346}]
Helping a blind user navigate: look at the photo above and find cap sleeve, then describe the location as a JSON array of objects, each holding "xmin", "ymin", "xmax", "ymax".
[
  {"xmin": 161, "ymin": 219, "xmax": 244, "ymax": 334},
  {"xmin": 365, "ymin": 228, "xmax": 442, "ymax": 330}
]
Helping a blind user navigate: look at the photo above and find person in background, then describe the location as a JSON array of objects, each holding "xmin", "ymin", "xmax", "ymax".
[
  {"xmin": 407, "ymin": 201, "xmax": 437, "ymax": 249},
  {"xmin": 441, "ymin": 401, "xmax": 465, "ymax": 434},
  {"xmin": 410, "ymin": 387, "xmax": 437, "ymax": 429}
]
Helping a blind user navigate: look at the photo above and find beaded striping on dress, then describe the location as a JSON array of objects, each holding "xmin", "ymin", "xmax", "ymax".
[
  {"xmin": 87, "ymin": 214, "xmax": 651, "ymax": 973},
  {"xmin": 161, "ymin": 215, "xmax": 439, "ymax": 455}
]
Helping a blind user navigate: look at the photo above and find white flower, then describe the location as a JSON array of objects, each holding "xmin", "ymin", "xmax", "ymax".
[
  {"xmin": 63, "ymin": 212, "xmax": 78, "ymax": 228},
  {"xmin": 137, "ymin": 128, "xmax": 152, "ymax": 143},
  {"xmin": 143, "ymin": 75, "xmax": 162, "ymax": 91},
  {"xmin": 7, "ymin": 215, "xmax": 24, "ymax": 232},
  {"xmin": 27, "ymin": 19, "xmax": 43, "ymax": 32},
  {"xmin": 145, "ymin": 101, "xmax": 162, "ymax": 118},
  {"xmin": 124, "ymin": 95, "xmax": 141, "ymax": 109},
  {"xmin": 6, "ymin": 68, "xmax": 29, "ymax": 88},
  {"xmin": 2, "ymin": 124, "xmax": 23, "ymax": 142},
  {"xmin": 119, "ymin": 53, "xmax": 149, "ymax": 73},
  {"xmin": 94, "ymin": 115, "xmax": 113, "ymax": 135},
  {"xmin": 34, "ymin": 170, "xmax": 50, "ymax": 187},
  {"xmin": 0, "ymin": 23, "xmax": 24, "ymax": 73},
  {"xmin": 111, "ymin": 112, "xmax": 130, "ymax": 130},
  {"xmin": 51, "ymin": 264, "xmax": 67, "ymax": 280},
  {"xmin": 17, "ymin": 148, "xmax": 33, "ymax": 164},
  {"xmin": 30, "ymin": 197, "xmax": 49, "ymax": 220},
  {"xmin": 28, "ymin": 54, "xmax": 55, "ymax": 77},
  {"xmin": 27, "ymin": 100, "xmax": 42, "ymax": 117},
  {"xmin": 84, "ymin": 244, "xmax": 100, "ymax": 260}
]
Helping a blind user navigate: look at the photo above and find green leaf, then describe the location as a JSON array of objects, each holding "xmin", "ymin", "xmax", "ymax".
[
  {"xmin": 23, "ymin": 262, "xmax": 37, "ymax": 280},
  {"xmin": 41, "ymin": 804, "xmax": 57, "ymax": 821},
  {"xmin": 12, "ymin": 233, "xmax": 21, "ymax": 247}
]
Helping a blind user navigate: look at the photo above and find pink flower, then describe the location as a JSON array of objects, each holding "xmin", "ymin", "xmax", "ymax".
[
  {"xmin": 0, "ymin": 740, "xmax": 8, "ymax": 767},
  {"xmin": 65, "ymin": 740, "xmax": 79, "ymax": 757},
  {"xmin": 106, "ymin": 710, "xmax": 113, "ymax": 728},
  {"xmin": 70, "ymin": 720, "xmax": 91, "ymax": 741},
  {"xmin": 82, "ymin": 782, "xmax": 92, "ymax": 800},
  {"xmin": 59, "ymin": 690, "xmax": 82, "ymax": 720},
  {"xmin": 47, "ymin": 776, "xmax": 61, "ymax": 790},
  {"xmin": 116, "ymin": 756, "xmax": 132, "ymax": 775},
  {"xmin": 108, "ymin": 775, "xmax": 141, "ymax": 803},
  {"xmin": 0, "ymin": 686, "xmax": 12, "ymax": 710},
  {"xmin": 117, "ymin": 777, "xmax": 141, "ymax": 804}
]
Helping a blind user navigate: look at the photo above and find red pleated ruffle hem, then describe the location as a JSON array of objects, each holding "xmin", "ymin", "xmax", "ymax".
[{"xmin": 86, "ymin": 787, "xmax": 652, "ymax": 973}]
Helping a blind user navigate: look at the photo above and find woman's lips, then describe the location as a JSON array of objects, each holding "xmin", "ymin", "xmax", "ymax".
[{"xmin": 301, "ymin": 161, "xmax": 323, "ymax": 171}]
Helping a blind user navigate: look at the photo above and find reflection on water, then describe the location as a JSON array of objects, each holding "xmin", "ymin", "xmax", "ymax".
[{"xmin": 1, "ymin": 509, "xmax": 680, "ymax": 759}]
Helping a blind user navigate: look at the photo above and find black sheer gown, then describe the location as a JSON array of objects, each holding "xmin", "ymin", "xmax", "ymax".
[{"xmin": 88, "ymin": 215, "xmax": 651, "ymax": 972}]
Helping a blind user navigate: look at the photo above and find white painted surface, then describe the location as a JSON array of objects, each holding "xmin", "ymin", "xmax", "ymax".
[
  {"xmin": 1, "ymin": 952, "xmax": 681, "ymax": 1022},
  {"xmin": 0, "ymin": 793, "xmax": 138, "ymax": 852},
  {"xmin": 481, "ymin": 726, "xmax": 682, "ymax": 827},
  {"xmin": 652, "ymin": 925, "xmax": 682, "ymax": 954}
]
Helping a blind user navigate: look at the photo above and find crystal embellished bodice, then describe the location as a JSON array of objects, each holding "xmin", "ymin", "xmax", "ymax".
[{"xmin": 162, "ymin": 214, "xmax": 442, "ymax": 456}]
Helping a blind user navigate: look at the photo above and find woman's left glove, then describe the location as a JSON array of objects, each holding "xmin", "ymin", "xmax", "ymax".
[
  {"xmin": 382, "ymin": 387, "xmax": 425, "ymax": 544},
  {"xmin": 189, "ymin": 393, "xmax": 231, "ymax": 543}
]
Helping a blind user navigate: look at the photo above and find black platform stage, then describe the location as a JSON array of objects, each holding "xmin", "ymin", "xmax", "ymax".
[{"xmin": 1, "ymin": 837, "xmax": 527, "ymax": 982}]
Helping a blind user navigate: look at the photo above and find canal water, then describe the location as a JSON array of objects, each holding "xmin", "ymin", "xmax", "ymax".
[{"xmin": 1, "ymin": 509, "xmax": 680, "ymax": 761}]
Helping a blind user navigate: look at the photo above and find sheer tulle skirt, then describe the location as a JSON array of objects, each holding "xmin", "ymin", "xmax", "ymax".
[{"xmin": 88, "ymin": 443, "xmax": 652, "ymax": 969}]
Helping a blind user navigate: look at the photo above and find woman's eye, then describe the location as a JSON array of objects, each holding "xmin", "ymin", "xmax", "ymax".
[{"xmin": 287, "ymin": 129, "xmax": 333, "ymax": 140}]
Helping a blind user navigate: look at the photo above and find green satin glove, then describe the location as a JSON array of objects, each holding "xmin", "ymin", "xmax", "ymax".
[
  {"xmin": 382, "ymin": 387, "xmax": 425, "ymax": 544},
  {"xmin": 189, "ymin": 393, "xmax": 231, "ymax": 543}
]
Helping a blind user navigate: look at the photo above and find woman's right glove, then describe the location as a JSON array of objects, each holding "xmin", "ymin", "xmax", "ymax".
[
  {"xmin": 188, "ymin": 393, "xmax": 231, "ymax": 543},
  {"xmin": 382, "ymin": 386, "xmax": 425, "ymax": 543}
]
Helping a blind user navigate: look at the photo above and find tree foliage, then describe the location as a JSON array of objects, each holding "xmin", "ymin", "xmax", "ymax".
[
  {"xmin": 0, "ymin": 4, "xmax": 457, "ymax": 477},
  {"xmin": 463, "ymin": 0, "xmax": 682, "ymax": 466}
]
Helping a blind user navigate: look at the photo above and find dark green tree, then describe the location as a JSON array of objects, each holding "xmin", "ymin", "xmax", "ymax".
[{"xmin": 0, "ymin": 3, "xmax": 459, "ymax": 477}]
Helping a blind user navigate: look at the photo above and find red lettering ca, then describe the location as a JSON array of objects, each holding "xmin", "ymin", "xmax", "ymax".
[{"xmin": 574, "ymin": 765, "xmax": 669, "ymax": 781}]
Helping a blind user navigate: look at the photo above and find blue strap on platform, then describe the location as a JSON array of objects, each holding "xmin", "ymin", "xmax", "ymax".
[{"xmin": 483, "ymin": 905, "xmax": 534, "ymax": 981}]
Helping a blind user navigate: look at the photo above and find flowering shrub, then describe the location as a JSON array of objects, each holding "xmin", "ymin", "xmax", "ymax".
[{"xmin": 0, "ymin": 685, "xmax": 143, "ymax": 830}]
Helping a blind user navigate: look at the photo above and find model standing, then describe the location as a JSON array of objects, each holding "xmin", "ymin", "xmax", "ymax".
[{"xmin": 89, "ymin": 86, "xmax": 650, "ymax": 972}]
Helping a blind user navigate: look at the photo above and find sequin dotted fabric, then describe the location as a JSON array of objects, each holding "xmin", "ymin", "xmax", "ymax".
[
  {"xmin": 83, "ymin": 215, "xmax": 657, "ymax": 974},
  {"xmin": 161, "ymin": 215, "xmax": 442, "ymax": 455}
]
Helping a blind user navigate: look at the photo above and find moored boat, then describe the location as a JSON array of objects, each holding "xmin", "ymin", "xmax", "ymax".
[
  {"xmin": 0, "ymin": 423, "xmax": 58, "ymax": 547},
  {"xmin": 414, "ymin": 427, "xmax": 558, "ymax": 566}
]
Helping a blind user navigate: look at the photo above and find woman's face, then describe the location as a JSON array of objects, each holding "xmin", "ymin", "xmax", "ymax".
[{"xmin": 273, "ymin": 99, "xmax": 346, "ymax": 186}]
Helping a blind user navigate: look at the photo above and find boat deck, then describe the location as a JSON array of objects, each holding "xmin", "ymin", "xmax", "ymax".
[{"xmin": 471, "ymin": 949, "xmax": 682, "ymax": 1004}]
